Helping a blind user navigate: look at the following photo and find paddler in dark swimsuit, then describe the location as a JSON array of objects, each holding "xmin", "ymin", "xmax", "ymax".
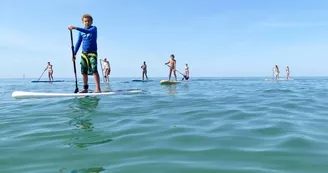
[{"xmin": 141, "ymin": 61, "xmax": 148, "ymax": 80}]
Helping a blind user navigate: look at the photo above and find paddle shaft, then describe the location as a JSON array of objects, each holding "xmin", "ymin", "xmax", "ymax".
[
  {"xmin": 166, "ymin": 64, "xmax": 186, "ymax": 78},
  {"xmin": 70, "ymin": 30, "xmax": 79, "ymax": 93},
  {"xmin": 37, "ymin": 70, "xmax": 46, "ymax": 81}
]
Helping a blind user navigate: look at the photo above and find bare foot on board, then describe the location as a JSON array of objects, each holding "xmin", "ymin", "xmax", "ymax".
[{"xmin": 79, "ymin": 89, "xmax": 88, "ymax": 93}]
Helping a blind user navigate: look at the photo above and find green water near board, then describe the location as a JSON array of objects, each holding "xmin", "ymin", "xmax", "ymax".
[{"xmin": 1, "ymin": 77, "xmax": 328, "ymax": 173}]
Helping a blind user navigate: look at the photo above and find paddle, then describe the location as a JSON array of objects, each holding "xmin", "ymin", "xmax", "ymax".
[
  {"xmin": 70, "ymin": 30, "xmax": 79, "ymax": 93},
  {"xmin": 166, "ymin": 64, "xmax": 189, "ymax": 80},
  {"xmin": 37, "ymin": 69, "xmax": 46, "ymax": 81}
]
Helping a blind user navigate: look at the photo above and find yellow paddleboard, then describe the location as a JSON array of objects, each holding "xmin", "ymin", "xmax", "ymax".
[{"xmin": 160, "ymin": 80, "xmax": 181, "ymax": 85}]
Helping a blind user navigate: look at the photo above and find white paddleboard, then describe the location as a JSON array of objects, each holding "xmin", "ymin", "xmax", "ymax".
[
  {"xmin": 12, "ymin": 89, "xmax": 143, "ymax": 99},
  {"xmin": 264, "ymin": 78, "xmax": 294, "ymax": 81},
  {"xmin": 31, "ymin": 80, "xmax": 65, "ymax": 83},
  {"xmin": 79, "ymin": 81, "xmax": 109, "ymax": 84}
]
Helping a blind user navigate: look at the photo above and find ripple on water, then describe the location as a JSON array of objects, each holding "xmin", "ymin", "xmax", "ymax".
[{"xmin": 2, "ymin": 78, "xmax": 328, "ymax": 173}]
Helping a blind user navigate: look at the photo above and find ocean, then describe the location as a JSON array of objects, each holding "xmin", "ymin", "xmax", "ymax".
[{"xmin": 1, "ymin": 77, "xmax": 328, "ymax": 173}]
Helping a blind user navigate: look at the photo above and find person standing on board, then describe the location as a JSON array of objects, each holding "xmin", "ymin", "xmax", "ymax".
[
  {"xmin": 274, "ymin": 65, "xmax": 280, "ymax": 80},
  {"xmin": 68, "ymin": 14, "xmax": 101, "ymax": 93},
  {"xmin": 44, "ymin": 62, "xmax": 53, "ymax": 81},
  {"xmin": 141, "ymin": 61, "xmax": 148, "ymax": 80},
  {"xmin": 286, "ymin": 66, "xmax": 290, "ymax": 80},
  {"xmin": 272, "ymin": 65, "xmax": 275, "ymax": 79},
  {"xmin": 165, "ymin": 54, "xmax": 177, "ymax": 81},
  {"xmin": 184, "ymin": 63, "xmax": 189, "ymax": 80},
  {"xmin": 103, "ymin": 58, "xmax": 111, "ymax": 83}
]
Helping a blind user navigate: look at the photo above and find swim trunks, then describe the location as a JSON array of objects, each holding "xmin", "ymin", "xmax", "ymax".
[{"xmin": 80, "ymin": 52, "xmax": 98, "ymax": 75}]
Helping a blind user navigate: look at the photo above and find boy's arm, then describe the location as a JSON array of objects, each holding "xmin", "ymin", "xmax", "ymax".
[
  {"xmin": 74, "ymin": 32, "xmax": 82, "ymax": 55},
  {"xmin": 75, "ymin": 26, "xmax": 97, "ymax": 34}
]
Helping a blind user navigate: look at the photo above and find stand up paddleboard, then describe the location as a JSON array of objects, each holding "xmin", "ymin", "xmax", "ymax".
[
  {"xmin": 160, "ymin": 80, "xmax": 181, "ymax": 85},
  {"xmin": 264, "ymin": 78, "xmax": 294, "ymax": 81},
  {"xmin": 31, "ymin": 80, "xmax": 65, "ymax": 83},
  {"xmin": 12, "ymin": 89, "xmax": 143, "ymax": 99},
  {"xmin": 132, "ymin": 79, "xmax": 153, "ymax": 82},
  {"xmin": 79, "ymin": 81, "xmax": 109, "ymax": 84}
]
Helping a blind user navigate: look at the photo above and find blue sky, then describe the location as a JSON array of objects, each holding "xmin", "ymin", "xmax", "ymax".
[{"xmin": 1, "ymin": 0, "xmax": 328, "ymax": 78}]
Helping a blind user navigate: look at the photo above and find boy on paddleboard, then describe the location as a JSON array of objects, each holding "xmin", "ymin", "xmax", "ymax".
[
  {"xmin": 165, "ymin": 54, "xmax": 177, "ymax": 81},
  {"xmin": 68, "ymin": 14, "xmax": 101, "ymax": 93}
]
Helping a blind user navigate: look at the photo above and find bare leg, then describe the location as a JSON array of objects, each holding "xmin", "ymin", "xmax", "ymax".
[
  {"xmin": 174, "ymin": 71, "xmax": 177, "ymax": 81},
  {"xmin": 79, "ymin": 74, "xmax": 89, "ymax": 93},
  {"xmin": 145, "ymin": 72, "xmax": 148, "ymax": 80},
  {"xmin": 51, "ymin": 72, "xmax": 54, "ymax": 81},
  {"xmin": 104, "ymin": 70, "xmax": 108, "ymax": 83},
  {"xmin": 142, "ymin": 71, "xmax": 144, "ymax": 80},
  {"xmin": 168, "ymin": 69, "xmax": 172, "ymax": 81},
  {"xmin": 93, "ymin": 72, "xmax": 101, "ymax": 93},
  {"xmin": 107, "ymin": 70, "xmax": 110, "ymax": 82}
]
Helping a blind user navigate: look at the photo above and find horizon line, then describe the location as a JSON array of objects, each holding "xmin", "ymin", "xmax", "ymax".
[{"xmin": 1, "ymin": 76, "xmax": 328, "ymax": 79}]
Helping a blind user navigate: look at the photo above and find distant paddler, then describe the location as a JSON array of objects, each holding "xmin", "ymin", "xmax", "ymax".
[
  {"xmin": 141, "ymin": 61, "xmax": 149, "ymax": 80},
  {"xmin": 274, "ymin": 65, "xmax": 280, "ymax": 80},
  {"xmin": 165, "ymin": 54, "xmax": 177, "ymax": 81},
  {"xmin": 286, "ymin": 66, "xmax": 290, "ymax": 80},
  {"xmin": 44, "ymin": 62, "xmax": 54, "ymax": 81},
  {"xmin": 102, "ymin": 58, "xmax": 111, "ymax": 83},
  {"xmin": 184, "ymin": 63, "xmax": 189, "ymax": 80}
]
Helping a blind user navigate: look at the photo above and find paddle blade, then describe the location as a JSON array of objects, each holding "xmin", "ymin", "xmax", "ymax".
[{"xmin": 74, "ymin": 88, "xmax": 79, "ymax": 93}]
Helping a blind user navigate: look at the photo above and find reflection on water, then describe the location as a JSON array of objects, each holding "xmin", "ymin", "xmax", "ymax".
[
  {"xmin": 68, "ymin": 97, "xmax": 100, "ymax": 130},
  {"xmin": 67, "ymin": 136, "xmax": 113, "ymax": 149},
  {"xmin": 68, "ymin": 117, "xmax": 94, "ymax": 130},
  {"xmin": 73, "ymin": 97, "xmax": 100, "ymax": 112},
  {"xmin": 66, "ymin": 96, "xmax": 113, "ymax": 150},
  {"xmin": 182, "ymin": 82, "xmax": 189, "ymax": 89},
  {"xmin": 60, "ymin": 167, "xmax": 105, "ymax": 173},
  {"xmin": 161, "ymin": 84, "xmax": 177, "ymax": 95}
]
